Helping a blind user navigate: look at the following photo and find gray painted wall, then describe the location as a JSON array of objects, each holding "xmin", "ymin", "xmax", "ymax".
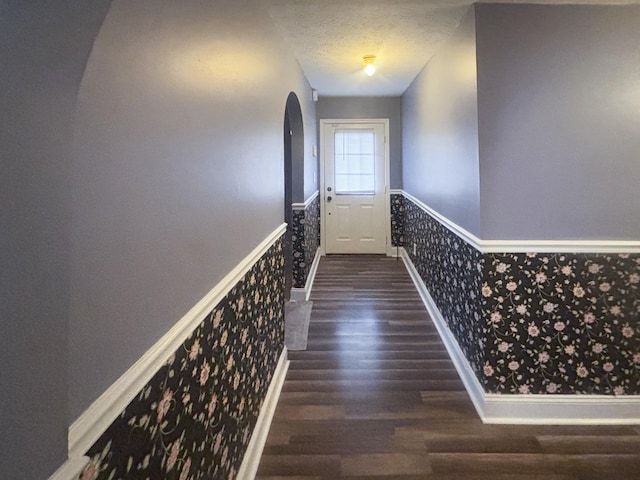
[
  {"xmin": 69, "ymin": 0, "xmax": 316, "ymax": 421},
  {"xmin": 0, "ymin": 2, "xmax": 113, "ymax": 478},
  {"xmin": 317, "ymin": 96, "xmax": 403, "ymax": 189},
  {"xmin": 302, "ymin": 96, "xmax": 319, "ymax": 201},
  {"xmin": 288, "ymin": 92, "xmax": 317, "ymax": 203},
  {"xmin": 476, "ymin": 4, "xmax": 640, "ymax": 240},
  {"xmin": 402, "ymin": 7, "xmax": 481, "ymax": 235}
]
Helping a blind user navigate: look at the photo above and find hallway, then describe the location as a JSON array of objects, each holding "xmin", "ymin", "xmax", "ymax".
[{"xmin": 256, "ymin": 255, "xmax": 640, "ymax": 479}]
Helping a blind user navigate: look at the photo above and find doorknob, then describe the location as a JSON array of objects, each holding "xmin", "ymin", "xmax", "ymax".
[{"xmin": 327, "ymin": 196, "xmax": 332, "ymax": 202}]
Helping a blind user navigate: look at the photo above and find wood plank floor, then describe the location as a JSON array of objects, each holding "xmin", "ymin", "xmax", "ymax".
[{"xmin": 255, "ymin": 255, "xmax": 640, "ymax": 480}]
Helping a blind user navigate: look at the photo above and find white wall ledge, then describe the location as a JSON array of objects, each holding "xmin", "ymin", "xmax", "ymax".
[
  {"xmin": 400, "ymin": 190, "xmax": 640, "ymax": 254},
  {"xmin": 292, "ymin": 190, "xmax": 319, "ymax": 211},
  {"xmin": 68, "ymin": 224, "xmax": 288, "ymax": 459}
]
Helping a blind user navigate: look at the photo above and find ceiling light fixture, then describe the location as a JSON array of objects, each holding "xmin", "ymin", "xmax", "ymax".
[{"xmin": 362, "ymin": 55, "xmax": 376, "ymax": 76}]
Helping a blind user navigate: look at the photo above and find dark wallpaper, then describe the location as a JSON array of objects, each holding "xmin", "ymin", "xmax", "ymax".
[
  {"xmin": 403, "ymin": 195, "xmax": 639, "ymax": 395},
  {"xmin": 403, "ymin": 199, "xmax": 485, "ymax": 379},
  {"xmin": 390, "ymin": 193, "xmax": 405, "ymax": 247},
  {"xmin": 292, "ymin": 194, "xmax": 320, "ymax": 289},
  {"xmin": 77, "ymin": 238, "xmax": 285, "ymax": 480},
  {"xmin": 481, "ymin": 252, "xmax": 640, "ymax": 394}
]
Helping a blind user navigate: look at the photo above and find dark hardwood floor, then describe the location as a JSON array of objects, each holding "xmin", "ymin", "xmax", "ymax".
[{"xmin": 255, "ymin": 255, "xmax": 640, "ymax": 479}]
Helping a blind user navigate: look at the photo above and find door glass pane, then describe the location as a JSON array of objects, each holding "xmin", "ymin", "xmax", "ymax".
[{"xmin": 334, "ymin": 129, "xmax": 375, "ymax": 194}]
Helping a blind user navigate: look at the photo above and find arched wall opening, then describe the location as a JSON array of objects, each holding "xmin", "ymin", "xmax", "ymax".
[{"xmin": 283, "ymin": 92, "xmax": 304, "ymax": 300}]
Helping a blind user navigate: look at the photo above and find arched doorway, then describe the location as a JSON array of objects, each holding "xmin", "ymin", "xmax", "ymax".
[{"xmin": 283, "ymin": 92, "xmax": 304, "ymax": 301}]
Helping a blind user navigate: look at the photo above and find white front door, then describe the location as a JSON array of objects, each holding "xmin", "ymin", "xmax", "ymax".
[{"xmin": 321, "ymin": 120, "xmax": 389, "ymax": 254}]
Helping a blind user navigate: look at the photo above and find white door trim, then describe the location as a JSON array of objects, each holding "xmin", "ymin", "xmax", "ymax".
[{"xmin": 319, "ymin": 119, "xmax": 391, "ymax": 255}]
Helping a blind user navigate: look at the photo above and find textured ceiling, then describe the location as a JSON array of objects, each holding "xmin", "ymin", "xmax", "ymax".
[{"xmin": 263, "ymin": 0, "xmax": 640, "ymax": 97}]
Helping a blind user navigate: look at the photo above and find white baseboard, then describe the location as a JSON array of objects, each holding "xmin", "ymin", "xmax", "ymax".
[
  {"xmin": 48, "ymin": 455, "xmax": 89, "ymax": 480},
  {"xmin": 304, "ymin": 247, "xmax": 322, "ymax": 300},
  {"xmin": 236, "ymin": 348, "xmax": 290, "ymax": 480},
  {"xmin": 483, "ymin": 394, "xmax": 640, "ymax": 424},
  {"xmin": 68, "ymin": 224, "xmax": 287, "ymax": 458},
  {"xmin": 289, "ymin": 288, "xmax": 306, "ymax": 302},
  {"xmin": 386, "ymin": 244, "xmax": 403, "ymax": 257},
  {"xmin": 290, "ymin": 247, "xmax": 322, "ymax": 302},
  {"xmin": 400, "ymin": 247, "xmax": 640, "ymax": 425},
  {"xmin": 400, "ymin": 248, "xmax": 486, "ymax": 419}
]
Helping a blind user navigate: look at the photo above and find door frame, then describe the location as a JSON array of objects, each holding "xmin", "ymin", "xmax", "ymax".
[{"xmin": 319, "ymin": 118, "xmax": 391, "ymax": 255}]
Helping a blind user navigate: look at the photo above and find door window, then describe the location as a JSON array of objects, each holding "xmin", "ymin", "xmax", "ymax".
[{"xmin": 334, "ymin": 129, "xmax": 376, "ymax": 194}]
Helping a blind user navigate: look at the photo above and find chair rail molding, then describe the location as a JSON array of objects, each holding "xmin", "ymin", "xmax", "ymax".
[
  {"xmin": 68, "ymin": 224, "xmax": 288, "ymax": 458},
  {"xmin": 292, "ymin": 190, "xmax": 320, "ymax": 211},
  {"xmin": 401, "ymin": 190, "xmax": 640, "ymax": 254}
]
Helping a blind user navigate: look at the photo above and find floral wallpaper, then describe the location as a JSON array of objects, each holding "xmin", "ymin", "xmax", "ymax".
[
  {"xmin": 481, "ymin": 252, "xmax": 640, "ymax": 395},
  {"xmin": 390, "ymin": 193, "xmax": 405, "ymax": 247},
  {"xmin": 304, "ymin": 195, "xmax": 320, "ymax": 278},
  {"xmin": 403, "ymin": 194, "xmax": 640, "ymax": 396},
  {"xmin": 291, "ymin": 194, "xmax": 320, "ymax": 289},
  {"xmin": 77, "ymin": 238, "xmax": 285, "ymax": 480},
  {"xmin": 291, "ymin": 209, "xmax": 305, "ymax": 288},
  {"xmin": 403, "ymin": 199, "xmax": 485, "ymax": 377}
]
